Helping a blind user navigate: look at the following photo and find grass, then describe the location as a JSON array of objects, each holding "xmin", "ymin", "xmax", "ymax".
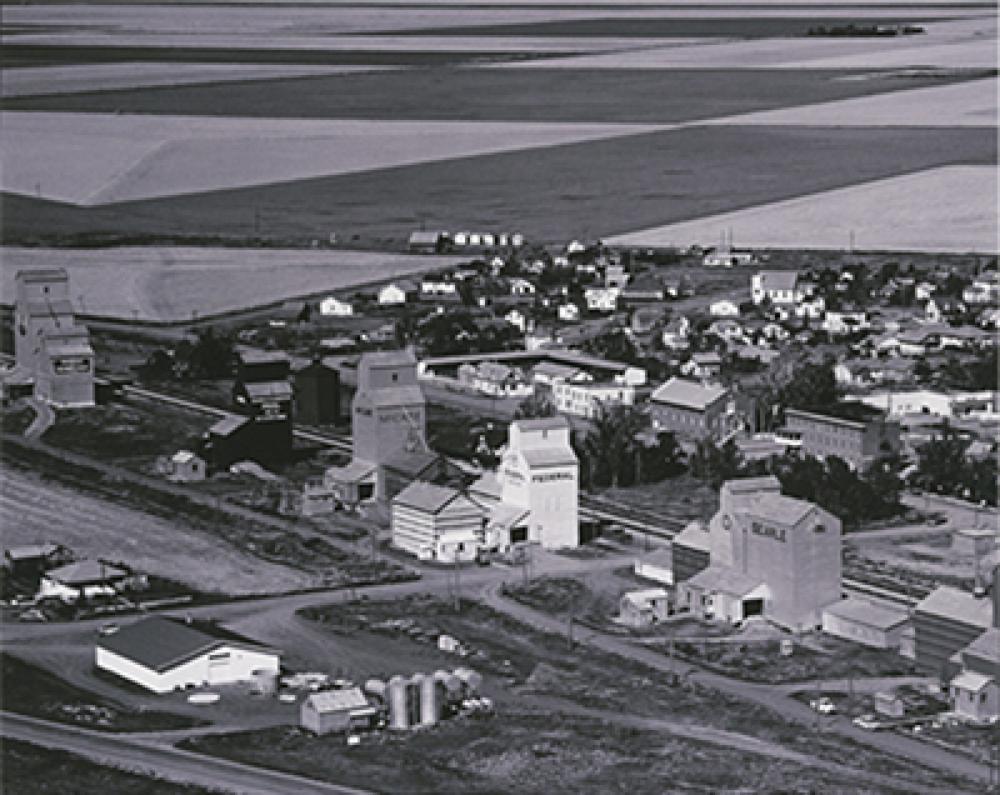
[
  {"xmin": 0, "ymin": 653, "xmax": 205, "ymax": 732},
  {"xmin": 4, "ymin": 124, "xmax": 994, "ymax": 248},
  {"xmin": 3, "ymin": 739, "xmax": 219, "ymax": 795},
  {"xmin": 1, "ymin": 67, "xmax": 978, "ymax": 123}
]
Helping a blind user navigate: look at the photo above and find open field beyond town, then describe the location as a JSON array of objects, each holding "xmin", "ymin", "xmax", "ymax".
[{"xmin": 0, "ymin": 247, "xmax": 460, "ymax": 322}]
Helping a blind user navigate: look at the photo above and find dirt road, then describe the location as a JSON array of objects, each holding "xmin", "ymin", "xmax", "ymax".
[{"xmin": 1, "ymin": 712, "xmax": 369, "ymax": 795}]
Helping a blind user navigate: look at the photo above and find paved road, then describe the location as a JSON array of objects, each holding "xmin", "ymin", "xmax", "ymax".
[
  {"xmin": 478, "ymin": 580, "xmax": 992, "ymax": 790},
  {"xmin": 1, "ymin": 712, "xmax": 370, "ymax": 795}
]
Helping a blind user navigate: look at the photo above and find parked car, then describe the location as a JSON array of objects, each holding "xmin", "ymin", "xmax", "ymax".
[
  {"xmin": 97, "ymin": 622, "xmax": 120, "ymax": 637},
  {"xmin": 852, "ymin": 714, "xmax": 883, "ymax": 731},
  {"xmin": 18, "ymin": 608, "xmax": 47, "ymax": 623}
]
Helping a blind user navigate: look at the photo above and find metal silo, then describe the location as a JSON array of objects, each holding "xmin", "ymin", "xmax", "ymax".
[
  {"xmin": 419, "ymin": 673, "xmax": 440, "ymax": 726},
  {"xmin": 407, "ymin": 674, "xmax": 424, "ymax": 727},
  {"xmin": 387, "ymin": 675, "xmax": 409, "ymax": 730}
]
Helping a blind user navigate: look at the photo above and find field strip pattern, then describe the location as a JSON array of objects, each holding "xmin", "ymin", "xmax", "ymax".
[
  {"xmin": 0, "ymin": 247, "xmax": 465, "ymax": 322},
  {"xmin": 0, "ymin": 63, "xmax": 403, "ymax": 99},
  {"xmin": 0, "ymin": 114, "xmax": 667, "ymax": 205},
  {"xmin": 605, "ymin": 165, "xmax": 999, "ymax": 253}
]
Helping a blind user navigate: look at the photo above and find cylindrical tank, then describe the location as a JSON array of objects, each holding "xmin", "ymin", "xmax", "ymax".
[
  {"xmin": 419, "ymin": 674, "xmax": 439, "ymax": 726},
  {"xmin": 250, "ymin": 669, "xmax": 278, "ymax": 697},
  {"xmin": 364, "ymin": 678, "xmax": 387, "ymax": 700},
  {"xmin": 387, "ymin": 675, "xmax": 409, "ymax": 730},
  {"xmin": 454, "ymin": 668, "xmax": 483, "ymax": 695},
  {"xmin": 434, "ymin": 670, "xmax": 462, "ymax": 701},
  {"xmin": 407, "ymin": 674, "xmax": 423, "ymax": 727}
]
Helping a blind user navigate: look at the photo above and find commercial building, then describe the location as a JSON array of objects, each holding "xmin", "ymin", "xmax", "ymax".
[
  {"xmin": 913, "ymin": 584, "xmax": 993, "ymax": 678},
  {"xmin": 950, "ymin": 628, "xmax": 1000, "ymax": 723},
  {"xmin": 4, "ymin": 543, "xmax": 70, "ymax": 582},
  {"xmin": 13, "ymin": 269, "xmax": 94, "ymax": 407},
  {"xmin": 649, "ymin": 378, "xmax": 739, "ymax": 443},
  {"xmin": 784, "ymin": 405, "xmax": 901, "ymax": 470},
  {"xmin": 232, "ymin": 350, "xmax": 294, "ymax": 462},
  {"xmin": 38, "ymin": 559, "xmax": 129, "ymax": 603},
  {"xmin": 391, "ymin": 481, "xmax": 484, "ymax": 562},
  {"xmin": 675, "ymin": 477, "xmax": 842, "ymax": 631},
  {"xmin": 95, "ymin": 616, "xmax": 280, "ymax": 694},
  {"xmin": 821, "ymin": 599, "xmax": 910, "ymax": 650},
  {"xmin": 294, "ymin": 359, "xmax": 341, "ymax": 426},
  {"xmin": 751, "ymin": 270, "xmax": 804, "ymax": 306}
]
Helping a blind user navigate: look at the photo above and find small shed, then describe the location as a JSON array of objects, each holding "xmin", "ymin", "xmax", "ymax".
[
  {"xmin": 821, "ymin": 599, "xmax": 910, "ymax": 650},
  {"xmin": 167, "ymin": 450, "xmax": 207, "ymax": 483},
  {"xmin": 619, "ymin": 588, "xmax": 671, "ymax": 628},
  {"xmin": 300, "ymin": 688, "xmax": 374, "ymax": 735}
]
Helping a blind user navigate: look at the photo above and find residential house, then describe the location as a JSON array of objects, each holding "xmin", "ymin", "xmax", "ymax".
[
  {"xmin": 681, "ymin": 351, "xmax": 723, "ymax": 381},
  {"xmin": 421, "ymin": 278, "xmax": 458, "ymax": 298},
  {"xmin": 703, "ymin": 248, "xmax": 754, "ymax": 268},
  {"xmin": 504, "ymin": 308, "xmax": 529, "ymax": 333},
  {"xmin": 708, "ymin": 319, "xmax": 746, "ymax": 344},
  {"xmin": 950, "ymin": 626, "xmax": 1000, "ymax": 724},
  {"xmin": 604, "ymin": 264, "xmax": 629, "ymax": 290},
  {"xmin": 378, "ymin": 280, "xmax": 418, "ymax": 305},
  {"xmin": 584, "ymin": 287, "xmax": 619, "ymax": 313},
  {"xmin": 557, "ymin": 303, "xmax": 581, "ymax": 322},
  {"xmin": 166, "ymin": 450, "xmax": 207, "ymax": 483},
  {"xmin": 925, "ymin": 296, "xmax": 966, "ymax": 324},
  {"xmin": 751, "ymin": 270, "xmax": 805, "ymax": 306},
  {"xmin": 964, "ymin": 272, "xmax": 1000, "ymax": 305},
  {"xmin": 509, "ymin": 277, "xmax": 536, "ymax": 297},
  {"xmin": 915, "ymin": 281, "xmax": 937, "ymax": 302},
  {"xmin": 319, "ymin": 296, "xmax": 354, "ymax": 317},
  {"xmin": 39, "ymin": 559, "xmax": 129, "ymax": 602},
  {"xmin": 709, "ymin": 300, "xmax": 740, "ymax": 317},
  {"xmin": 408, "ymin": 230, "xmax": 447, "ymax": 253},
  {"xmin": 823, "ymin": 309, "xmax": 869, "ymax": 337},
  {"xmin": 660, "ymin": 316, "xmax": 691, "ymax": 351}
]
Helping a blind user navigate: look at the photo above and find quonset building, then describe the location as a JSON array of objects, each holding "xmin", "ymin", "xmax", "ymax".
[{"xmin": 675, "ymin": 477, "xmax": 842, "ymax": 632}]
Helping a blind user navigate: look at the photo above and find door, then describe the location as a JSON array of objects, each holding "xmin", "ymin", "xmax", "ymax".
[{"xmin": 742, "ymin": 598, "xmax": 764, "ymax": 619}]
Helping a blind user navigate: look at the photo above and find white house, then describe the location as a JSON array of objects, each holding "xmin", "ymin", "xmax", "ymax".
[
  {"xmin": 509, "ymin": 277, "xmax": 536, "ymax": 296},
  {"xmin": 551, "ymin": 378, "xmax": 636, "ymax": 419},
  {"xmin": 823, "ymin": 310, "xmax": 869, "ymax": 337},
  {"xmin": 661, "ymin": 316, "xmax": 691, "ymax": 350},
  {"xmin": 378, "ymin": 281, "xmax": 417, "ymax": 305},
  {"xmin": 39, "ymin": 560, "xmax": 129, "ymax": 603},
  {"xmin": 794, "ymin": 295, "xmax": 826, "ymax": 320},
  {"xmin": 751, "ymin": 270, "xmax": 804, "ymax": 306},
  {"xmin": 709, "ymin": 300, "xmax": 740, "ymax": 318},
  {"xmin": 558, "ymin": 303, "xmax": 581, "ymax": 322},
  {"xmin": 964, "ymin": 272, "xmax": 1000, "ymax": 305},
  {"xmin": 96, "ymin": 616, "xmax": 280, "ymax": 694},
  {"xmin": 915, "ymin": 281, "xmax": 937, "ymax": 302},
  {"xmin": 166, "ymin": 450, "xmax": 206, "ymax": 483},
  {"xmin": 319, "ymin": 296, "xmax": 354, "ymax": 317},
  {"xmin": 584, "ymin": 287, "xmax": 619, "ymax": 313},
  {"xmin": 421, "ymin": 279, "xmax": 458, "ymax": 297},
  {"xmin": 504, "ymin": 308, "xmax": 529, "ymax": 332}
]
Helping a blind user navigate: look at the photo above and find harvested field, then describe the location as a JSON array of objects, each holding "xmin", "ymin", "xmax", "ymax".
[
  {"xmin": 0, "ymin": 112, "xmax": 661, "ymax": 205},
  {"xmin": 0, "ymin": 462, "xmax": 320, "ymax": 595},
  {"xmin": 0, "ymin": 63, "xmax": 401, "ymax": 98},
  {"xmin": 0, "ymin": 247, "xmax": 462, "ymax": 322},
  {"xmin": 5, "ymin": 124, "xmax": 992, "ymax": 248},
  {"xmin": 606, "ymin": 166, "xmax": 999, "ymax": 254},
  {"xmin": 2, "ymin": 67, "xmax": 980, "ymax": 123}
]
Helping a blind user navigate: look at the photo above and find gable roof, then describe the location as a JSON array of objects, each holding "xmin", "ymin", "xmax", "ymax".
[
  {"xmin": 685, "ymin": 565, "xmax": 764, "ymax": 598},
  {"xmin": 962, "ymin": 627, "xmax": 1000, "ymax": 664},
  {"xmin": 651, "ymin": 377, "xmax": 727, "ymax": 411},
  {"xmin": 915, "ymin": 586, "xmax": 993, "ymax": 628},
  {"xmin": 305, "ymin": 687, "xmax": 370, "ymax": 713},
  {"xmin": 46, "ymin": 559, "xmax": 128, "ymax": 586},
  {"xmin": 97, "ymin": 616, "xmax": 277, "ymax": 673},
  {"xmin": 756, "ymin": 270, "xmax": 798, "ymax": 292},
  {"xmin": 393, "ymin": 481, "xmax": 463, "ymax": 513},
  {"xmin": 746, "ymin": 493, "xmax": 817, "ymax": 526},
  {"xmin": 823, "ymin": 599, "xmax": 909, "ymax": 631}
]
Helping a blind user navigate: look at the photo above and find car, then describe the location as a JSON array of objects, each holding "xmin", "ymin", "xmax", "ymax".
[
  {"xmin": 97, "ymin": 622, "xmax": 120, "ymax": 637},
  {"xmin": 18, "ymin": 608, "xmax": 47, "ymax": 623},
  {"xmin": 810, "ymin": 697, "xmax": 836, "ymax": 715},
  {"xmin": 852, "ymin": 714, "xmax": 882, "ymax": 731}
]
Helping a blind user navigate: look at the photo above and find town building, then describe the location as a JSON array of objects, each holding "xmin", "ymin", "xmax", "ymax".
[
  {"xmin": 378, "ymin": 281, "xmax": 418, "ymax": 305},
  {"xmin": 751, "ymin": 270, "xmax": 805, "ymax": 306},
  {"xmin": 619, "ymin": 588, "xmax": 671, "ymax": 628},
  {"xmin": 821, "ymin": 599, "xmax": 910, "ymax": 649},
  {"xmin": 13, "ymin": 269, "xmax": 95, "ymax": 407},
  {"xmin": 649, "ymin": 378, "xmax": 738, "ymax": 443},
  {"xmin": 913, "ymin": 583, "xmax": 993, "ymax": 678},
  {"xmin": 293, "ymin": 359, "xmax": 341, "ymax": 426},
  {"xmin": 95, "ymin": 616, "xmax": 280, "ymax": 694},
  {"xmin": 550, "ymin": 378, "xmax": 637, "ymax": 419},
  {"xmin": 675, "ymin": 477, "xmax": 842, "ymax": 631},
  {"xmin": 38, "ymin": 559, "xmax": 129, "ymax": 603},
  {"xmin": 391, "ymin": 481, "xmax": 484, "ymax": 562},
  {"xmin": 457, "ymin": 361, "xmax": 533, "ymax": 398},
  {"xmin": 232, "ymin": 350, "xmax": 294, "ymax": 462},
  {"xmin": 408, "ymin": 230, "xmax": 448, "ymax": 254},
  {"xmin": 584, "ymin": 286, "xmax": 619, "ymax": 313},
  {"xmin": 783, "ymin": 405, "xmax": 901, "ymax": 470},
  {"xmin": 680, "ymin": 352, "xmax": 723, "ymax": 381},
  {"xmin": 301, "ymin": 688, "xmax": 374, "ymax": 735},
  {"xmin": 4, "ymin": 543, "xmax": 70, "ymax": 583},
  {"xmin": 319, "ymin": 296, "xmax": 354, "ymax": 317},
  {"xmin": 950, "ymin": 627, "xmax": 1000, "ymax": 723},
  {"xmin": 557, "ymin": 303, "xmax": 580, "ymax": 322}
]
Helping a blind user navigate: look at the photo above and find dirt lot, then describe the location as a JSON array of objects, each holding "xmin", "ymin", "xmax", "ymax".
[
  {"xmin": 4, "ymin": 738, "xmax": 216, "ymax": 795},
  {"xmin": 1, "ymin": 653, "xmax": 203, "ymax": 733},
  {"xmin": 180, "ymin": 708, "xmax": 921, "ymax": 795}
]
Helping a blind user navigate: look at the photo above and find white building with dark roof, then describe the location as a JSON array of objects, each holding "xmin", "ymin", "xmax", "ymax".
[
  {"xmin": 649, "ymin": 377, "xmax": 738, "ymax": 442},
  {"xmin": 95, "ymin": 616, "xmax": 280, "ymax": 694},
  {"xmin": 39, "ymin": 560, "xmax": 129, "ymax": 602},
  {"xmin": 751, "ymin": 270, "xmax": 803, "ymax": 306},
  {"xmin": 390, "ymin": 481, "xmax": 484, "ymax": 563}
]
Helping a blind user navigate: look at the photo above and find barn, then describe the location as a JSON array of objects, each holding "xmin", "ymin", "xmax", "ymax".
[
  {"xmin": 300, "ymin": 688, "xmax": 375, "ymax": 735},
  {"xmin": 95, "ymin": 616, "xmax": 280, "ymax": 694}
]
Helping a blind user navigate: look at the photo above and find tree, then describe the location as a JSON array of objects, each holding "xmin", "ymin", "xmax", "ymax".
[
  {"xmin": 184, "ymin": 328, "xmax": 234, "ymax": 380},
  {"xmin": 778, "ymin": 358, "xmax": 838, "ymax": 413},
  {"xmin": 689, "ymin": 437, "xmax": 744, "ymax": 489},
  {"xmin": 637, "ymin": 431, "xmax": 685, "ymax": 483},
  {"xmin": 581, "ymin": 403, "xmax": 648, "ymax": 488},
  {"xmin": 514, "ymin": 392, "xmax": 558, "ymax": 420},
  {"xmin": 582, "ymin": 328, "xmax": 640, "ymax": 365}
]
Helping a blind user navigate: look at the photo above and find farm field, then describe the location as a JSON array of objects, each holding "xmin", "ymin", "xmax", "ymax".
[
  {"xmin": 2, "ymin": 67, "xmax": 982, "ymax": 123},
  {"xmin": 3, "ymin": 124, "xmax": 993, "ymax": 250},
  {"xmin": 0, "ymin": 113, "xmax": 663, "ymax": 205},
  {"xmin": 0, "ymin": 463, "xmax": 318, "ymax": 594},
  {"xmin": 0, "ymin": 247, "xmax": 460, "ymax": 322},
  {"xmin": 606, "ymin": 165, "xmax": 999, "ymax": 253},
  {"xmin": 0, "ymin": 63, "xmax": 401, "ymax": 98}
]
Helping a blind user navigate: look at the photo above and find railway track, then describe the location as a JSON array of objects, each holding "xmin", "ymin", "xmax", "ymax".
[{"xmin": 111, "ymin": 382, "xmax": 926, "ymax": 605}]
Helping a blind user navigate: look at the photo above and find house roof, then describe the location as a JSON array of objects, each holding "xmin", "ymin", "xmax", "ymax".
[
  {"xmin": 515, "ymin": 416, "xmax": 570, "ymax": 433},
  {"xmin": 723, "ymin": 476, "xmax": 782, "ymax": 495},
  {"xmin": 915, "ymin": 586, "xmax": 993, "ymax": 628},
  {"xmin": 46, "ymin": 559, "xmax": 128, "ymax": 586},
  {"xmin": 209, "ymin": 415, "xmax": 250, "ymax": 437},
  {"xmin": 326, "ymin": 459, "xmax": 377, "ymax": 483},
  {"xmin": 305, "ymin": 687, "xmax": 370, "ymax": 713},
  {"xmin": 97, "ymin": 616, "xmax": 276, "ymax": 673},
  {"xmin": 622, "ymin": 587, "xmax": 669, "ymax": 605},
  {"xmin": 746, "ymin": 493, "xmax": 817, "ymax": 526},
  {"xmin": 382, "ymin": 449, "xmax": 440, "ymax": 478},
  {"xmin": 244, "ymin": 381, "xmax": 293, "ymax": 401},
  {"xmin": 392, "ymin": 481, "xmax": 463, "ymax": 514},
  {"xmin": 950, "ymin": 670, "xmax": 994, "ymax": 692},
  {"xmin": 756, "ymin": 270, "xmax": 799, "ymax": 291},
  {"xmin": 469, "ymin": 471, "xmax": 503, "ymax": 501},
  {"xmin": 172, "ymin": 450, "xmax": 201, "ymax": 464},
  {"xmin": 6, "ymin": 543, "xmax": 61, "ymax": 561},
  {"xmin": 671, "ymin": 520, "xmax": 712, "ymax": 552},
  {"xmin": 685, "ymin": 565, "xmax": 764, "ymax": 598},
  {"xmin": 488, "ymin": 501, "xmax": 529, "ymax": 529},
  {"xmin": 823, "ymin": 599, "xmax": 909, "ymax": 631},
  {"xmin": 962, "ymin": 627, "xmax": 1000, "ymax": 663},
  {"xmin": 651, "ymin": 378, "xmax": 727, "ymax": 411}
]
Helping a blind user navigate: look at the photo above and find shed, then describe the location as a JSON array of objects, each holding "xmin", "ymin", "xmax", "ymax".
[
  {"xmin": 300, "ymin": 688, "xmax": 374, "ymax": 735},
  {"xmin": 167, "ymin": 450, "xmax": 207, "ymax": 483},
  {"xmin": 821, "ymin": 599, "xmax": 910, "ymax": 650},
  {"xmin": 619, "ymin": 588, "xmax": 671, "ymax": 628}
]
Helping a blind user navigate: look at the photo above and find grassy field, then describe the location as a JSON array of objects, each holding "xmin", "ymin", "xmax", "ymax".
[
  {"xmin": 4, "ymin": 739, "xmax": 218, "ymax": 795},
  {"xmin": 1, "ymin": 67, "xmax": 978, "ymax": 123},
  {"xmin": 5, "ymin": 125, "xmax": 994, "ymax": 248},
  {"xmin": 1, "ymin": 653, "xmax": 204, "ymax": 732}
]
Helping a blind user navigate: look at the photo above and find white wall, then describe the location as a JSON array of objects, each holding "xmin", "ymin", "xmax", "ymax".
[{"xmin": 96, "ymin": 645, "xmax": 279, "ymax": 694}]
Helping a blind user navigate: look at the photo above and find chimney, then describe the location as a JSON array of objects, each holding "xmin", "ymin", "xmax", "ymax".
[{"xmin": 993, "ymin": 565, "xmax": 1000, "ymax": 629}]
